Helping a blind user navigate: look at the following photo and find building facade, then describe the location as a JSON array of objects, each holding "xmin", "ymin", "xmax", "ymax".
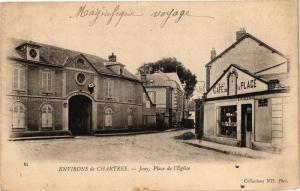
[
  {"xmin": 141, "ymin": 72, "xmax": 185, "ymax": 128},
  {"xmin": 200, "ymin": 29, "xmax": 290, "ymax": 151},
  {"xmin": 6, "ymin": 39, "xmax": 156, "ymax": 138}
]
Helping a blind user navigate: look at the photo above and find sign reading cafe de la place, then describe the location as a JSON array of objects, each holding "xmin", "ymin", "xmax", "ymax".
[{"xmin": 207, "ymin": 65, "xmax": 268, "ymax": 99}]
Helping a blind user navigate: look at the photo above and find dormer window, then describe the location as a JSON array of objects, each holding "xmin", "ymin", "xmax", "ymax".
[
  {"xmin": 26, "ymin": 45, "xmax": 40, "ymax": 62},
  {"xmin": 16, "ymin": 42, "xmax": 40, "ymax": 62}
]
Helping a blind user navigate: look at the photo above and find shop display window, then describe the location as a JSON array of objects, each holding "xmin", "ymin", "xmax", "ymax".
[{"xmin": 219, "ymin": 105, "xmax": 237, "ymax": 138}]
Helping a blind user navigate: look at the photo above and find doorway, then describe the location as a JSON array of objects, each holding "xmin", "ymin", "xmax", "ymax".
[
  {"xmin": 241, "ymin": 104, "xmax": 252, "ymax": 148},
  {"xmin": 68, "ymin": 95, "xmax": 92, "ymax": 135}
]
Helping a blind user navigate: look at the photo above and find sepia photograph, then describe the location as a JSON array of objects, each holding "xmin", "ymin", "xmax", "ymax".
[{"xmin": 0, "ymin": 1, "xmax": 298, "ymax": 191}]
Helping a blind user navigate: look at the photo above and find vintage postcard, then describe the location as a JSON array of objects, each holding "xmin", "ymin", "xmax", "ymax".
[{"xmin": 0, "ymin": 1, "xmax": 298, "ymax": 191}]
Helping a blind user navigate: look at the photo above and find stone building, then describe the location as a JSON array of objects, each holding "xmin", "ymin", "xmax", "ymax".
[
  {"xmin": 200, "ymin": 29, "xmax": 290, "ymax": 151},
  {"xmin": 5, "ymin": 39, "xmax": 156, "ymax": 138},
  {"xmin": 141, "ymin": 72, "xmax": 185, "ymax": 128}
]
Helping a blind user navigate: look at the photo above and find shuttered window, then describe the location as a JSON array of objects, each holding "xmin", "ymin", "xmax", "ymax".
[
  {"xmin": 228, "ymin": 73, "xmax": 237, "ymax": 96},
  {"xmin": 104, "ymin": 108, "xmax": 113, "ymax": 127},
  {"xmin": 42, "ymin": 71, "xmax": 53, "ymax": 92},
  {"xmin": 41, "ymin": 104, "xmax": 53, "ymax": 129},
  {"xmin": 13, "ymin": 68, "xmax": 25, "ymax": 90},
  {"xmin": 105, "ymin": 80, "xmax": 113, "ymax": 98},
  {"xmin": 12, "ymin": 102, "xmax": 26, "ymax": 129},
  {"xmin": 128, "ymin": 109, "xmax": 133, "ymax": 126}
]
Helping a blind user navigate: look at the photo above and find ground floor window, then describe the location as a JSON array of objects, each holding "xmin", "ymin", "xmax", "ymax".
[
  {"xmin": 41, "ymin": 104, "xmax": 53, "ymax": 129},
  {"xmin": 105, "ymin": 108, "xmax": 113, "ymax": 127},
  {"xmin": 219, "ymin": 105, "xmax": 237, "ymax": 138},
  {"xmin": 12, "ymin": 102, "xmax": 26, "ymax": 130},
  {"xmin": 128, "ymin": 108, "xmax": 133, "ymax": 127}
]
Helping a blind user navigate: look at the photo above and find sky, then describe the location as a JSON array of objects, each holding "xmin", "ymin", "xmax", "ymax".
[{"xmin": 1, "ymin": 1, "xmax": 297, "ymax": 97}]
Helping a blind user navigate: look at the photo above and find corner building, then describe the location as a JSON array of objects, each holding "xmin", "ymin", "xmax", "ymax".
[{"xmin": 202, "ymin": 29, "xmax": 290, "ymax": 151}]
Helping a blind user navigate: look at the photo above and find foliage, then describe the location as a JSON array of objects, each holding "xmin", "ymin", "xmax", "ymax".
[{"xmin": 137, "ymin": 57, "xmax": 197, "ymax": 98}]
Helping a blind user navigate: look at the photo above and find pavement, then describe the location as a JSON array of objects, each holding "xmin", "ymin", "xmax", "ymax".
[
  {"xmin": 9, "ymin": 135, "xmax": 75, "ymax": 141},
  {"xmin": 183, "ymin": 139, "xmax": 276, "ymax": 159}
]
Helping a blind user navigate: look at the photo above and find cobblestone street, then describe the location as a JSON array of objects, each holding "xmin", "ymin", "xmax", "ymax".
[{"xmin": 10, "ymin": 130, "xmax": 249, "ymax": 163}]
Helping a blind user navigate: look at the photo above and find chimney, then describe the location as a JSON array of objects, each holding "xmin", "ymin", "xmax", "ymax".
[
  {"xmin": 108, "ymin": 52, "xmax": 117, "ymax": 62},
  {"xmin": 206, "ymin": 65, "xmax": 211, "ymax": 92},
  {"xmin": 210, "ymin": 48, "xmax": 216, "ymax": 60},
  {"xmin": 236, "ymin": 28, "xmax": 247, "ymax": 41},
  {"xmin": 141, "ymin": 73, "xmax": 146, "ymax": 83}
]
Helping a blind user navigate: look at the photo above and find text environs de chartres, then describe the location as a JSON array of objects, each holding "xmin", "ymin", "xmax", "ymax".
[{"xmin": 213, "ymin": 79, "xmax": 257, "ymax": 95}]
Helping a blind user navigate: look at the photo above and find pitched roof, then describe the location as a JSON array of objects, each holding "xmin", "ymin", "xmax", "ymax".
[
  {"xmin": 144, "ymin": 72, "xmax": 183, "ymax": 90},
  {"xmin": 205, "ymin": 33, "xmax": 286, "ymax": 67},
  {"xmin": 9, "ymin": 38, "xmax": 139, "ymax": 81},
  {"xmin": 206, "ymin": 64, "xmax": 289, "ymax": 96}
]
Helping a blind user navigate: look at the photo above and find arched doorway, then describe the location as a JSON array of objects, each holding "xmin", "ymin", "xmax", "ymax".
[{"xmin": 68, "ymin": 95, "xmax": 92, "ymax": 135}]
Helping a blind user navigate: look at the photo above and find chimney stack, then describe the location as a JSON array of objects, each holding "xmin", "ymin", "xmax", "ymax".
[
  {"xmin": 236, "ymin": 28, "xmax": 247, "ymax": 41},
  {"xmin": 108, "ymin": 52, "xmax": 117, "ymax": 62},
  {"xmin": 210, "ymin": 48, "xmax": 216, "ymax": 60}
]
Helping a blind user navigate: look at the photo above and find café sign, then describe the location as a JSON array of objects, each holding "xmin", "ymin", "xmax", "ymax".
[{"xmin": 207, "ymin": 65, "xmax": 268, "ymax": 98}]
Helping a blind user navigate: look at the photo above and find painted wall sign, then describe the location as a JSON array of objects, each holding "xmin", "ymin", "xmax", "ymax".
[{"xmin": 207, "ymin": 65, "xmax": 268, "ymax": 98}]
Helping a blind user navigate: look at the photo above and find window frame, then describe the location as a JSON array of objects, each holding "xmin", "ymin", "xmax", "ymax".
[
  {"xmin": 104, "ymin": 107, "xmax": 113, "ymax": 127},
  {"xmin": 218, "ymin": 105, "xmax": 238, "ymax": 139},
  {"xmin": 12, "ymin": 67, "xmax": 26, "ymax": 91},
  {"xmin": 11, "ymin": 102, "xmax": 27, "ymax": 131},
  {"xmin": 105, "ymin": 80, "xmax": 113, "ymax": 99},
  {"xmin": 41, "ymin": 104, "xmax": 54, "ymax": 130},
  {"xmin": 128, "ymin": 108, "xmax": 133, "ymax": 127},
  {"xmin": 41, "ymin": 70, "xmax": 54, "ymax": 94}
]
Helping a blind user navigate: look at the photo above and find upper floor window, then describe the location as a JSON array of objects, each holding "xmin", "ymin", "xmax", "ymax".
[
  {"xmin": 13, "ymin": 67, "xmax": 26, "ymax": 90},
  {"xmin": 41, "ymin": 104, "xmax": 53, "ymax": 129},
  {"xmin": 128, "ymin": 83, "xmax": 134, "ymax": 100},
  {"xmin": 105, "ymin": 80, "xmax": 113, "ymax": 98},
  {"xmin": 148, "ymin": 91, "xmax": 156, "ymax": 104},
  {"xmin": 12, "ymin": 102, "xmax": 26, "ymax": 130},
  {"xmin": 42, "ymin": 71, "xmax": 53, "ymax": 93},
  {"xmin": 228, "ymin": 72, "xmax": 237, "ymax": 96}
]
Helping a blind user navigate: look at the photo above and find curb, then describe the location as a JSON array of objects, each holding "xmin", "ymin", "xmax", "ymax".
[
  {"xmin": 9, "ymin": 135, "xmax": 75, "ymax": 141},
  {"xmin": 184, "ymin": 142, "xmax": 269, "ymax": 159},
  {"xmin": 94, "ymin": 128, "xmax": 188, "ymax": 137},
  {"xmin": 94, "ymin": 130, "xmax": 161, "ymax": 137}
]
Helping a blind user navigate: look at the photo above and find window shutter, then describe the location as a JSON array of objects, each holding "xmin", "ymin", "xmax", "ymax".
[
  {"xmin": 48, "ymin": 72, "xmax": 52, "ymax": 92},
  {"xmin": 48, "ymin": 112, "xmax": 53, "ymax": 127},
  {"xmin": 216, "ymin": 107, "xmax": 220, "ymax": 135},
  {"xmin": 105, "ymin": 81, "xmax": 108, "ymax": 97},
  {"xmin": 13, "ymin": 68, "xmax": 19, "ymax": 89},
  {"xmin": 110, "ymin": 81, "xmax": 113, "ymax": 98},
  {"xmin": 19, "ymin": 68, "xmax": 25, "ymax": 90},
  {"xmin": 42, "ymin": 72, "xmax": 47, "ymax": 91}
]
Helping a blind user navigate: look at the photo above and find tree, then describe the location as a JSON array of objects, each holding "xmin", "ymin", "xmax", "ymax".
[{"xmin": 137, "ymin": 57, "xmax": 197, "ymax": 99}]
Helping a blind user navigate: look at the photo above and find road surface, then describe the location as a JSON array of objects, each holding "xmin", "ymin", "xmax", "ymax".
[{"xmin": 10, "ymin": 129, "xmax": 249, "ymax": 163}]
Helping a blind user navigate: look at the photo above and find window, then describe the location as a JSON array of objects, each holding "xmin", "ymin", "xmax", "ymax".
[
  {"xmin": 128, "ymin": 83, "xmax": 134, "ymax": 100},
  {"xmin": 41, "ymin": 104, "xmax": 53, "ymax": 129},
  {"xmin": 12, "ymin": 102, "xmax": 26, "ymax": 129},
  {"xmin": 42, "ymin": 71, "xmax": 53, "ymax": 92},
  {"xmin": 128, "ymin": 109, "xmax": 133, "ymax": 127},
  {"xmin": 77, "ymin": 58, "xmax": 84, "ymax": 64},
  {"xmin": 75, "ymin": 72, "xmax": 86, "ymax": 85},
  {"xmin": 228, "ymin": 73, "xmax": 237, "ymax": 96},
  {"xmin": 219, "ymin": 105, "xmax": 237, "ymax": 138},
  {"xmin": 13, "ymin": 68, "xmax": 25, "ymax": 90},
  {"xmin": 148, "ymin": 91, "xmax": 156, "ymax": 104},
  {"xmin": 105, "ymin": 80, "xmax": 113, "ymax": 98},
  {"xmin": 104, "ymin": 108, "xmax": 113, "ymax": 127}
]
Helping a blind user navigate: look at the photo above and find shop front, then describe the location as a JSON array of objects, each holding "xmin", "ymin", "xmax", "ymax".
[{"xmin": 202, "ymin": 65, "xmax": 289, "ymax": 151}]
